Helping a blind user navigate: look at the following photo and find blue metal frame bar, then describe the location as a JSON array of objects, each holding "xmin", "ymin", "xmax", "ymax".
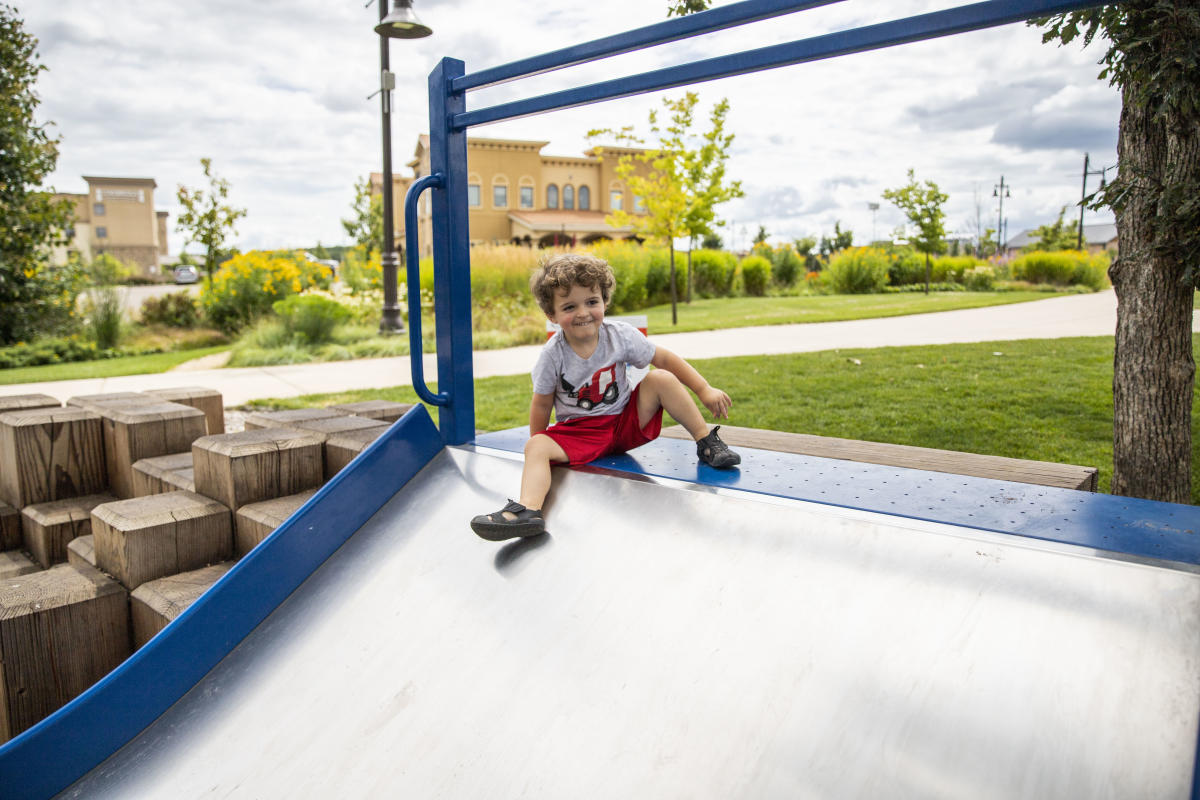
[
  {"xmin": 404, "ymin": 173, "xmax": 450, "ymax": 407},
  {"xmin": 454, "ymin": 0, "xmax": 1106, "ymax": 129},
  {"xmin": 452, "ymin": 0, "xmax": 846, "ymax": 92}
]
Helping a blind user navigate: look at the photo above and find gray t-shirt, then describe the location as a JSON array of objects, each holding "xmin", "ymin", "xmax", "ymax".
[{"xmin": 532, "ymin": 319, "xmax": 656, "ymax": 422}]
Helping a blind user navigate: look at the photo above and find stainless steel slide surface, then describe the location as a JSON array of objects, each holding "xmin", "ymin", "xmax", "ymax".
[{"xmin": 61, "ymin": 446, "xmax": 1200, "ymax": 799}]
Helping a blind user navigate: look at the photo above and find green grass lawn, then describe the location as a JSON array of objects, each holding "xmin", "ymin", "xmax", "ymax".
[
  {"xmin": 247, "ymin": 334, "xmax": 1200, "ymax": 504},
  {"xmin": 0, "ymin": 346, "xmax": 230, "ymax": 385},
  {"xmin": 639, "ymin": 290, "xmax": 1080, "ymax": 334}
]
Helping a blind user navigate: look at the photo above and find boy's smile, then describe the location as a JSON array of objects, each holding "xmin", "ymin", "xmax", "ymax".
[{"xmin": 550, "ymin": 283, "xmax": 605, "ymax": 355}]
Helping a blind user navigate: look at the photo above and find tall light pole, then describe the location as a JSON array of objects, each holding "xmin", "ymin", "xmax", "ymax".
[
  {"xmin": 374, "ymin": 0, "xmax": 432, "ymax": 334},
  {"xmin": 867, "ymin": 202, "xmax": 879, "ymax": 244},
  {"xmin": 1077, "ymin": 152, "xmax": 1113, "ymax": 251},
  {"xmin": 993, "ymin": 176, "xmax": 1010, "ymax": 258}
]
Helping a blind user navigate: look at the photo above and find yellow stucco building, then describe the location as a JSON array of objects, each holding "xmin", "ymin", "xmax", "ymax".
[
  {"xmin": 53, "ymin": 176, "xmax": 168, "ymax": 275},
  {"xmin": 372, "ymin": 136, "xmax": 650, "ymax": 257}
]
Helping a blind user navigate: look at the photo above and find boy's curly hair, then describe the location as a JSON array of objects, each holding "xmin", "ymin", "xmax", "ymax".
[{"xmin": 529, "ymin": 253, "xmax": 616, "ymax": 316}]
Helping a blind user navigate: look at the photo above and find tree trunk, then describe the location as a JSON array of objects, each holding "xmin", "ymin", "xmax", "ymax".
[
  {"xmin": 1110, "ymin": 82, "xmax": 1198, "ymax": 503},
  {"xmin": 686, "ymin": 237, "xmax": 694, "ymax": 303},
  {"xmin": 669, "ymin": 242, "xmax": 678, "ymax": 326}
]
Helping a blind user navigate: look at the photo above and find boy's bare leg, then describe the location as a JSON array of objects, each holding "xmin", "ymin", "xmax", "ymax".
[
  {"xmin": 636, "ymin": 370, "xmax": 709, "ymax": 441},
  {"xmin": 516, "ymin": 433, "xmax": 569, "ymax": 515}
]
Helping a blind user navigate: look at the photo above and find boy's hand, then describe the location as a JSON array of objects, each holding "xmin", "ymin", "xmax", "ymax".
[{"xmin": 698, "ymin": 386, "xmax": 732, "ymax": 419}]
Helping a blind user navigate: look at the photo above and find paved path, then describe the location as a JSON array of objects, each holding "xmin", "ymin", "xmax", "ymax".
[{"xmin": 2, "ymin": 290, "xmax": 1181, "ymax": 407}]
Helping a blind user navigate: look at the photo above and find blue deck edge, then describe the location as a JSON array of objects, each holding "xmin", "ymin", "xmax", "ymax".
[{"xmin": 0, "ymin": 405, "xmax": 444, "ymax": 800}]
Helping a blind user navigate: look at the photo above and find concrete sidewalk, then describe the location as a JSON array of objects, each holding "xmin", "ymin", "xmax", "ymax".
[{"xmin": 0, "ymin": 290, "xmax": 1163, "ymax": 407}]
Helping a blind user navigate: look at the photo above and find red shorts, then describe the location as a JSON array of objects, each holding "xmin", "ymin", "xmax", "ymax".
[{"xmin": 539, "ymin": 384, "xmax": 663, "ymax": 465}]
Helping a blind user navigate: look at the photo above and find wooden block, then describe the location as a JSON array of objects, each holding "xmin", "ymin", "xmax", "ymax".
[
  {"xmin": 130, "ymin": 561, "xmax": 233, "ymax": 648},
  {"xmin": 65, "ymin": 392, "xmax": 155, "ymax": 412},
  {"xmin": 0, "ymin": 501, "xmax": 19, "ymax": 551},
  {"xmin": 132, "ymin": 452, "xmax": 195, "ymax": 496},
  {"xmin": 242, "ymin": 408, "xmax": 347, "ymax": 431},
  {"xmin": 287, "ymin": 417, "xmax": 390, "ymax": 480},
  {"xmin": 329, "ymin": 400, "xmax": 412, "ymax": 423},
  {"xmin": 98, "ymin": 402, "xmax": 207, "ymax": 499},
  {"xmin": 92, "ymin": 491, "xmax": 232, "ymax": 591},
  {"xmin": 0, "ymin": 408, "xmax": 106, "ymax": 508},
  {"xmin": 0, "ymin": 562, "xmax": 130, "ymax": 742},
  {"xmin": 0, "ymin": 394, "xmax": 59, "ymax": 413},
  {"xmin": 145, "ymin": 387, "xmax": 224, "ymax": 435},
  {"xmin": 325, "ymin": 425, "xmax": 391, "ymax": 478},
  {"xmin": 192, "ymin": 429, "xmax": 324, "ymax": 511},
  {"xmin": 0, "ymin": 551, "xmax": 39, "ymax": 579},
  {"xmin": 67, "ymin": 535, "xmax": 96, "ymax": 569},
  {"xmin": 659, "ymin": 424, "xmax": 1100, "ymax": 492},
  {"xmin": 21, "ymin": 493, "xmax": 115, "ymax": 569},
  {"xmin": 235, "ymin": 489, "xmax": 317, "ymax": 556}
]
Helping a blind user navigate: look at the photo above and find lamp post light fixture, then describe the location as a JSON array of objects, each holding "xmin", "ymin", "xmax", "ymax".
[
  {"xmin": 1077, "ymin": 152, "xmax": 1114, "ymax": 251},
  {"xmin": 374, "ymin": 0, "xmax": 432, "ymax": 334},
  {"xmin": 867, "ymin": 202, "xmax": 879, "ymax": 244},
  {"xmin": 993, "ymin": 176, "xmax": 1011, "ymax": 258}
]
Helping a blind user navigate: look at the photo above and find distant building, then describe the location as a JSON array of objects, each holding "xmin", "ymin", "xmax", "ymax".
[
  {"xmin": 372, "ymin": 135, "xmax": 650, "ymax": 258},
  {"xmin": 52, "ymin": 176, "xmax": 169, "ymax": 275},
  {"xmin": 1004, "ymin": 222, "xmax": 1118, "ymax": 259}
]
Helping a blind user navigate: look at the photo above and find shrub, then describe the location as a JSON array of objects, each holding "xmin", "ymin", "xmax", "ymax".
[
  {"xmin": 689, "ymin": 249, "xmax": 737, "ymax": 297},
  {"xmin": 339, "ymin": 246, "xmax": 382, "ymax": 294},
  {"xmin": 587, "ymin": 240, "xmax": 650, "ymax": 310},
  {"xmin": 0, "ymin": 336, "xmax": 111, "ymax": 369},
  {"xmin": 200, "ymin": 250, "xmax": 332, "ymax": 333},
  {"xmin": 272, "ymin": 294, "xmax": 350, "ymax": 345},
  {"xmin": 770, "ymin": 245, "xmax": 803, "ymax": 287},
  {"xmin": 140, "ymin": 292, "xmax": 199, "ymax": 328},
  {"xmin": 930, "ymin": 255, "xmax": 983, "ymax": 284},
  {"xmin": 739, "ymin": 255, "xmax": 772, "ymax": 296},
  {"xmin": 83, "ymin": 287, "xmax": 125, "ymax": 349},
  {"xmin": 88, "ymin": 253, "xmax": 133, "ymax": 286},
  {"xmin": 826, "ymin": 247, "xmax": 889, "ymax": 294},
  {"xmin": 1010, "ymin": 250, "xmax": 1109, "ymax": 290},
  {"xmin": 886, "ymin": 247, "xmax": 926, "ymax": 286},
  {"xmin": 963, "ymin": 265, "xmax": 996, "ymax": 291}
]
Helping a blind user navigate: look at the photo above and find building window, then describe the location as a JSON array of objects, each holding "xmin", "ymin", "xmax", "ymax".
[
  {"xmin": 610, "ymin": 190, "xmax": 623, "ymax": 211},
  {"xmin": 96, "ymin": 226, "xmax": 108, "ymax": 239},
  {"xmin": 520, "ymin": 186, "xmax": 534, "ymax": 209},
  {"xmin": 493, "ymin": 185, "xmax": 508, "ymax": 208},
  {"xmin": 547, "ymin": 184, "xmax": 559, "ymax": 209},
  {"xmin": 467, "ymin": 184, "xmax": 481, "ymax": 207},
  {"xmin": 563, "ymin": 185, "xmax": 575, "ymax": 210},
  {"xmin": 93, "ymin": 202, "xmax": 106, "ymax": 216},
  {"xmin": 578, "ymin": 186, "xmax": 590, "ymax": 210},
  {"xmin": 634, "ymin": 195, "xmax": 646, "ymax": 213}
]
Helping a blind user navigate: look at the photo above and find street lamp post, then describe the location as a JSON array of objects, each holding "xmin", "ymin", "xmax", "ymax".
[
  {"xmin": 374, "ymin": 0, "xmax": 432, "ymax": 334},
  {"xmin": 993, "ymin": 176, "xmax": 1010, "ymax": 258}
]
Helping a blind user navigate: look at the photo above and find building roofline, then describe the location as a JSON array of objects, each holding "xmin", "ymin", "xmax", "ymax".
[{"xmin": 83, "ymin": 176, "xmax": 157, "ymax": 187}]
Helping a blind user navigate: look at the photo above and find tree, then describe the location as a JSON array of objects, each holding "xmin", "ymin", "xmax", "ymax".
[
  {"xmin": 752, "ymin": 225, "xmax": 769, "ymax": 246},
  {"xmin": 341, "ymin": 175, "xmax": 383, "ymax": 255},
  {"xmin": 176, "ymin": 158, "xmax": 247, "ymax": 287},
  {"xmin": 818, "ymin": 221, "xmax": 854, "ymax": 261},
  {"xmin": 794, "ymin": 236, "xmax": 820, "ymax": 272},
  {"xmin": 1039, "ymin": 4, "xmax": 1200, "ymax": 503},
  {"xmin": 667, "ymin": 0, "xmax": 710, "ymax": 16},
  {"xmin": 882, "ymin": 169, "xmax": 948, "ymax": 294},
  {"xmin": 0, "ymin": 4, "xmax": 74, "ymax": 345},
  {"xmin": 1026, "ymin": 206, "xmax": 1082, "ymax": 252},
  {"xmin": 701, "ymin": 231, "xmax": 723, "ymax": 250}
]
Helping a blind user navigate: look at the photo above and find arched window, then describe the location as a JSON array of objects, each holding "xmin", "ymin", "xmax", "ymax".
[
  {"xmin": 547, "ymin": 184, "xmax": 559, "ymax": 209},
  {"xmin": 578, "ymin": 185, "xmax": 590, "ymax": 210},
  {"xmin": 563, "ymin": 184, "xmax": 575, "ymax": 210},
  {"xmin": 519, "ymin": 176, "xmax": 535, "ymax": 209},
  {"xmin": 492, "ymin": 175, "xmax": 509, "ymax": 208}
]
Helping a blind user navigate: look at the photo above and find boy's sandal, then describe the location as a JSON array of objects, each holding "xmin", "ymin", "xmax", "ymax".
[
  {"xmin": 471, "ymin": 499, "xmax": 546, "ymax": 541},
  {"xmin": 697, "ymin": 425, "xmax": 741, "ymax": 469}
]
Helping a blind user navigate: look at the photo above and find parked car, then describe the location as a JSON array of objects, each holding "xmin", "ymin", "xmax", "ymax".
[{"xmin": 173, "ymin": 265, "xmax": 199, "ymax": 284}]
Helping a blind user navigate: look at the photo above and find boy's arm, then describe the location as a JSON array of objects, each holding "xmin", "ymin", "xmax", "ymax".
[
  {"xmin": 529, "ymin": 391, "xmax": 555, "ymax": 435},
  {"xmin": 650, "ymin": 346, "xmax": 732, "ymax": 419}
]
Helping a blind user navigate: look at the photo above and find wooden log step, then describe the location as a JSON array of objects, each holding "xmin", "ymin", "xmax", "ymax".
[
  {"xmin": 285, "ymin": 417, "xmax": 389, "ymax": 480},
  {"xmin": 130, "ymin": 561, "xmax": 234, "ymax": 648},
  {"xmin": 20, "ymin": 493, "xmax": 115, "ymax": 569},
  {"xmin": 67, "ymin": 535, "xmax": 96, "ymax": 569},
  {"xmin": 234, "ymin": 489, "xmax": 317, "ymax": 556},
  {"xmin": 65, "ymin": 392, "xmax": 155, "ymax": 412},
  {"xmin": 0, "ymin": 562, "xmax": 130, "ymax": 742},
  {"xmin": 192, "ymin": 428, "xmax": 324, "ymax": 511},
  {"xmin": 145, "ymin": 387, "xmax": 224, "ymax": 434},
  {"xmin": 325, "ymin": 425, "xmax": 392, "ymax": 478},
  {"xmin": 131, "ymin": 452, "xmax": 195, "ymax": 496},
  {"xmin": 0, "ymin": 408, "xmax": 106, "ymax": 508},
  {"xmin": 659, "ymin": 424, "xmax": 1099, "ymax": 491},
  {"xmin": 242, "ymin": 408, "xmax": 347, "ymax": 431},
  {"xmin": 0, "ymin": 501, "xmax": 19, "ymax": 552},
  {"xmin": 98, "ymin": 402, "xmax": 208, "ymax": 499},
  {"xmin": 329, "ymin": 400, "xmax": 412, "ymax": 423},
  {"xmin": 0, "ymin": 394, "xmax": 59, "ymax": 413},
  {"xmin": 0, "ymin": 551, "xmax": 40, "ymax": 580},
  {"xmin": 92, "ymin": 491, "xmax": 232, "ymax": 591}
]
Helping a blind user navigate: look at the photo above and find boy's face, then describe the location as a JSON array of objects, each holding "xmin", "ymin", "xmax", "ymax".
[{"xmin": 549, "ymin": 283, "xmax": 605, "ymax": 350}]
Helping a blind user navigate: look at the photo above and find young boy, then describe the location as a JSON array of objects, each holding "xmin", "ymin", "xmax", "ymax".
[{"xmin": 471, "ymin": 253, "xmax": 741, "ymax": 541}]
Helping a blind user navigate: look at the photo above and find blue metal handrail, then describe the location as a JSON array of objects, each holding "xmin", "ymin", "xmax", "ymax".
[
  {"xmin": 451, "ymin": 0, "xmax": 846, "ymax": 93},
  {"xmin": 454, "ymin": 0, "xmax": 1107, "ymax": 129},
  {"xmin": 404, "ymin": 172, "xmax": 450, "ymax": 407}
]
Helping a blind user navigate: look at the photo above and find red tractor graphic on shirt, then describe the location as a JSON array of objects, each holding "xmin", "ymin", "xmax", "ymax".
[{"xmin": 561, "ymin": 364, "xmax": 619, "ymax": 411}]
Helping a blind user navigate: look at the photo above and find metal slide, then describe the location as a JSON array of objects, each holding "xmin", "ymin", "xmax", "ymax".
[{"xmin": 50, "ymin": 442, "xmax": 1200, "ymax": 798}]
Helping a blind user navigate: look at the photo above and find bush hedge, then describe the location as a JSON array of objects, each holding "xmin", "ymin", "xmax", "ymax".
[
  {"xmin": 1010, "ymin": 250, "xmax": 1109, "ymax": 290},
  {"xmin": 273, "ymin": 294, "xmax": 351, "ymax": 345},
  {"xmin": 200, "ymin": 250, "xmax": 332, "ymax": 333},
  {"xmin": 739, "ymin": 255, "xmax": 772, "ymax": 297},
  {"xmin": 826, "ymin": 247, "xmax": 889, "ymax": 294},
  {"xmin": 689, "ymin": 248, "xmax": 737, "ymax": 298},
  {"xmin": 140, "ymin": 292, "xmax": 199, "ymax": 328}
]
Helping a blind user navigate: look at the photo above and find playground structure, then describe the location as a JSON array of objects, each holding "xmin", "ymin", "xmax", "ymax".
[{"xmin": 2, "ymin": 1, "xmax": 1198, "ymax": 797}]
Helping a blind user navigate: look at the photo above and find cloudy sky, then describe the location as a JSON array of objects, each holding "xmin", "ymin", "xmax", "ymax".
[{"xmin": 24, "ymin": 0, "xmax": 1119, "ymax": 255}]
